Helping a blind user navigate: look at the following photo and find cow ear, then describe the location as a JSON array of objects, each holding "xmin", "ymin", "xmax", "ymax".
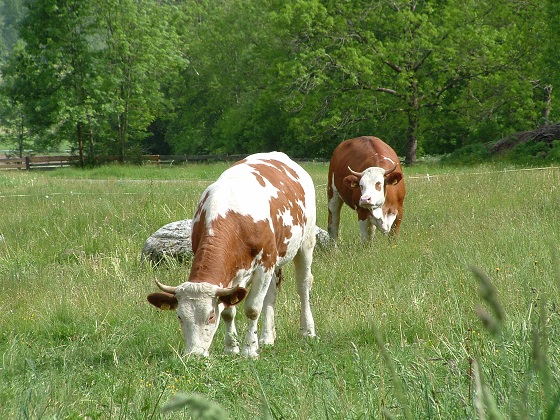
[
  {"xmin": 217, "ymin": 286, "xmax": 248, "ymax": 306},
  {"xmin": 385, "ymin": 172, "xmax": 402, "ymax": 186},
  {"xmin": 343, "ymin": 175, "xmax": 360, "ymax": 189},
  {"xmin": 147, "ymin": 292, "xmax": 178, "ymax": 310}
]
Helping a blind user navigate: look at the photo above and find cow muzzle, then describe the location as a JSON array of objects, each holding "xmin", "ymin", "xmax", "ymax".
[{"xmin": 359, "ymin": 195, "xmax": 384, "ymax": 208}]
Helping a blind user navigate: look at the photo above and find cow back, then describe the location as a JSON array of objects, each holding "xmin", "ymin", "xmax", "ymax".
[{"xmin": 190, "ymin": 152, "xmax": 316, "ymax": 286}]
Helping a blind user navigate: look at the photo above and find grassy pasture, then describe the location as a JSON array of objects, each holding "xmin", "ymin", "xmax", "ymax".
[{"xmin": 1, "ymin": 162, "xmax": 559, "ymax": 419}]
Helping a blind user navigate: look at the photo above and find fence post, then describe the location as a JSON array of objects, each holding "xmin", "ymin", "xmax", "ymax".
[{"xmin": 25, "ymin": 156, "xmax": 30, "ymax": 170}]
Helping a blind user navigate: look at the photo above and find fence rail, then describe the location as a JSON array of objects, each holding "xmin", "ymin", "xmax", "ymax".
[{"xmin": 0, "ymin": 154, "xmax": 250, "ymax": 170}]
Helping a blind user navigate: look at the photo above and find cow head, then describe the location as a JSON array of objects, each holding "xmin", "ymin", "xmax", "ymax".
[
  {"xmin": 343, "ymin": 165, "xmax": 402, "ymax": 213},
  {"xmin": 147, "ymin": 279, "xmax": 248, "ymax": 356}
]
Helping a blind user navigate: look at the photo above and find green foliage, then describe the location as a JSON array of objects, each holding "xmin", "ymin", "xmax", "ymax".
[
  {"xmin": 0, "ymin": 0, "xmax": 25, "ymax": 62},
  {"xmin": 440, "ymin": 143, "xmax": 493, "ymax": 165},
  {"xmin": 489, "ymin": 138, "xmax": 560, "ymax": 164},
  {"xmin": 0, "ymin": 0, "xmax": 183, "ymax": 162},
  {"xmin": 1, "ymin": 0, "xmax": 560, "ymax": 163}
]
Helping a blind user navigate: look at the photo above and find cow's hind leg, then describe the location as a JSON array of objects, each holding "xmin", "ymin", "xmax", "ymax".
[
  {"xmin": 259, "ymin": 268, "xmax": 282, "ymax": 346},
  {"xmin": 293, "ymin": 237, "xmax": 316, "ymax": 338},
  {"xmin": 222, "ymin": 306, "xmax": 240, "ymax": 354}
]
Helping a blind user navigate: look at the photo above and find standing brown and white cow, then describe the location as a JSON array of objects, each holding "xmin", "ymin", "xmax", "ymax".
[
  {"xmin": 147, "ymin": 152, "xmax": 316, "ymax": 358},
  {"xmin": 327, "ymin": 136, "xmax": 405, "ymax": 241}
]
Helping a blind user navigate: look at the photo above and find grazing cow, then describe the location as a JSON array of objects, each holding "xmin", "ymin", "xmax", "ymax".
[
  {"xmin": 147, "ymin": 152, "xmax": 316, "ymax": 358},
  {"xmin": 327, "ymin": 136, "xmax": 405, "ymax": 241}
]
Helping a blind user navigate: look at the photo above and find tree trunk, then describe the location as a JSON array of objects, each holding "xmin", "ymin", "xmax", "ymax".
[
  {"xmin": 118, "ymin": 113, "xmax": 125, "ymax": 163},
  {"xmin": 404, "ymin": 81, "xmax": 420, "ymax": 165},
  {"xmin": 18, "ymin": 112, "xmax": 24, "ymax": 159},
  {"xmin": 77, "ymin": 121, "xmax": 85, "ymax": 168},
  {"xmin": 404, "ymin": 111, "xmax": 418, "ymax": 165},
  {"xmin": 542, "ymin": 85, "xmax": 552, "ymax": 125}
]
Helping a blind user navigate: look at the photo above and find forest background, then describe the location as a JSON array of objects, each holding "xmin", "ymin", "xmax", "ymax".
[{"xmin": 0, "ymin": 0, "xmax": 559, "ymax": 166}]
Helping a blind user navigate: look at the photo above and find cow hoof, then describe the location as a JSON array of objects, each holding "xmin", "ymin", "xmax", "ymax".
[
  {"xmin": 241, "ymin": 347, "xmax": 259, "ymax": 359},
  {"xmin": 259, "ymin": 330, "xmax": 276, "ymax": 346},
  {"xmin": 224, "ymin": 346, "xmax": 240, "ymax": 355}
]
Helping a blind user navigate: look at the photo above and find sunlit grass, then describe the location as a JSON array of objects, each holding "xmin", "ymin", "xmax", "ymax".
[{"xmin": 1, "ymin": 162, "xmax": 559, "ymax": 418}]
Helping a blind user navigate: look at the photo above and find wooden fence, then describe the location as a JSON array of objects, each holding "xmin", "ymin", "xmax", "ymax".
[{"xmin": 0, "ymin": 154, "xmax": 250, "ymax": 170}]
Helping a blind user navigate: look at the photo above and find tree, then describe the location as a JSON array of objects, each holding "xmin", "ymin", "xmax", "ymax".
[
  {"xmin": 2, "ymin": 0, "xmax": 183, "ymax": 163},
  {"xmin": 275, "ymin": 0, "xmax": 550, "ymax": 163},
  {"xmin": 0, "ymin": 41, "xmax": 32, "ymax": 157},
  {"xmin": 0, "ymin": 0, "xmax": 26, "ymax": 63},
  {"xmin": 4, "ymin": 0, "xmax": 100, "ymax": 165},
  {"xmin": 93, "ymin": 0, "xmax": 184, "ymax": 161},
  {"xmin": 167, "ymin": 0, "xmax": 298, "ymax": 156}
]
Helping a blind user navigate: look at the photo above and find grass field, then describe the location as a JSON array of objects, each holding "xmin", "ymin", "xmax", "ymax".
[{"xmin": 1, "ymin": 161, "xmax": 559, "ymax": 419}]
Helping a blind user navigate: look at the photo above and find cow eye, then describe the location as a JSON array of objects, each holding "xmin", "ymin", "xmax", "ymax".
[{"xmin": 208, "ymin": 311, "xmax": 217, "ymax": 324}]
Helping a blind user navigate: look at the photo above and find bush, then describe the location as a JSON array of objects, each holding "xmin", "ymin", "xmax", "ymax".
[{"xmin": 440, "ymin": 143, "xmax": 492, "ymax": 165}]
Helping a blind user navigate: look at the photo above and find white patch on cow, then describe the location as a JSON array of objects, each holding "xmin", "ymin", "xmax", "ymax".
[
  {"xmin": 382, "ymin": 212, "xmax": 397, "ymax": 233},
  {"xmin": 278, "ymin": 207, "xmax": 294, "ymax": 226},
  {"xmin": 358, "ymin": 218, "xmax": 376, "ymax": 240},
  {"xmin": 369, "ymin": 210, "xmax": 397, "ymax": 234},
  {"xmin": 202, "ymin": 175, "xmax": 278, "ymax": 225},
  {"xmin": 371, "ymin": 207, "xmax": 383, "ymax": 219}
]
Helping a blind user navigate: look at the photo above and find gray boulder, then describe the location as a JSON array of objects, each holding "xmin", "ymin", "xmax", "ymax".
[
  {"xmin": 140, "ymin": 219, "xmax": 193, "ymax": 266},
  {"xmin": 314, "ymin": 225, "xmax": 332, "ymax": 249},
  {"xmin": 141, "ymin": 219, "xmax": 331, "ymax": 266}
]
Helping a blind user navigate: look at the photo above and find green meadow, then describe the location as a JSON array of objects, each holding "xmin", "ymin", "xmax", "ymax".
[{"xmin": 1, "ymin": 162, "xmax": 559, "ymax": 419}]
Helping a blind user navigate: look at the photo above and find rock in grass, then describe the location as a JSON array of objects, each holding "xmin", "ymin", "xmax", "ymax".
[
  {"xmin": 314, "ymin": 225, "xmax": 332, "ymax": 249},
  {"xmin": 140, "ymin": 219, "xmax": 193, "ymax": 266},
  {"xmin": 141, "ymin": 219, "xmax": 332, "ymax": 267}
]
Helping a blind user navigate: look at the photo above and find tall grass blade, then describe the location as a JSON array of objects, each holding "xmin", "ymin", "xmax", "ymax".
[{"xmin": 372, "ymin": 322, "xmax": 412, "ymax": 420}]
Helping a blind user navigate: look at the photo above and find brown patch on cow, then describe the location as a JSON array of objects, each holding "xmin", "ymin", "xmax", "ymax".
[
  {"xmin": 189, "ymin": 211, "xmax": 279, "ymax": 284},
  {"xmin": 193, "ymin": 191, "xmax": 210, "ymax": 222}
]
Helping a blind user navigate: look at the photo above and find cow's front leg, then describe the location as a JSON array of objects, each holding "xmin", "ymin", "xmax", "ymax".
[
  {"xmin": 358, "ymin": 208, "xmax": 375, "ymax": 241},
  {"xmin": 327, "ymin": 189, "xmax": 343, "ymax": 241},
  {"xmin": 241, "ymin": 269, "xmax": 274, "ymax": 358},
  {"xmin": 221, "ymin": 306, "xmax": 239, "ymax": 354}
]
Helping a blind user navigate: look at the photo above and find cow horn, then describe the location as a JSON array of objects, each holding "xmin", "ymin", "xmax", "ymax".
[
  {"xmin": 384, "ymin": 165, "xmax": 398, "ymax": 175},
  {"xmin": 348, "ymin": 166, "xmax": 363, "ymax": 177},
  {"xmin": 155, "ymin": 278, "xmax": 177, "ymax": 294}
]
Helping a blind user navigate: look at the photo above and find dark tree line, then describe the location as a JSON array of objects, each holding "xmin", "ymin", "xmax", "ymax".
[{"xmin": 1, "ymin": 0, "xmax": 559, "ymax": 164}]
